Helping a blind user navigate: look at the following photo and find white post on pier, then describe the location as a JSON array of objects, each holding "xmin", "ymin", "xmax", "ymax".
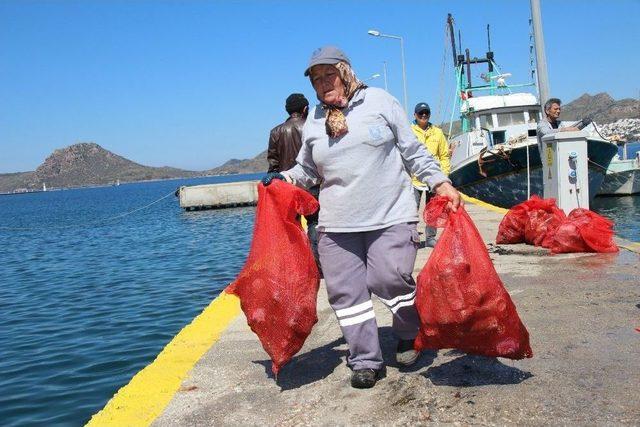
[{"xmin": 530, "ymin": 0, "xmax": 550, "ymax": 107}]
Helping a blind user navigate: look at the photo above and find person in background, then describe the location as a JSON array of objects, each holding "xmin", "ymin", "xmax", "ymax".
[
  {"xmin": 267, "ymin": 93, "xmax": 320, "ymax": 270},
  {"xmin": 268, "ymin": 93, "xmax": 309, "ymax": 173},
  {"xmin": 537, "ymin": 97, "xmax": 581, "ymax": 166},
  {"xmin": 411, "ymin": 102, "xmax": 450, "ymax": 248},
  {"xmin": 262, "ymin": 46, "xmax": 462, "ymax": 389}
]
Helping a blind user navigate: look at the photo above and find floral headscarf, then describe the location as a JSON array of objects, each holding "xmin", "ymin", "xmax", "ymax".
[{"xmin": 316, "ymin": 61, "xmax": 366, "ymax": 138}]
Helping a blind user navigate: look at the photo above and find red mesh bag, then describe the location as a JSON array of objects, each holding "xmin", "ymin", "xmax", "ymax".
[
  {"xmin": 415, "ymin": 196, "xmax": 533, "ymax": 359},
  {"xmin": 523, "ymin": 207, "xmax": 566, "ymax": 248},
  {"xmin": 496, "ymin": 195, "xmax": 564, "ymax": 247},
  {"xmin": 550, "ymin": 208, "xmax": 618, "ymax": 254},
  {"xmin": 496, "ymin": 204, "xmax": 529, "ymax": 244},
  {"xmin": 227, "ymin": 179, "xmax": 320, "ymax": 375},
  {"xmin": 497, "ymin": 195, "xmax": 551, "ymax": 243}
]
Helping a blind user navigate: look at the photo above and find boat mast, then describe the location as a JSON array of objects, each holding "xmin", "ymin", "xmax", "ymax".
[
  {"xmin": 486, "ymin": 25, "xmax": 494, "ymax": 73},
  {"xmin": 465, "ymin": 49, "xmax": 472, "ymax": 96},
  {"xmin": 530, "ymin": 0, "xmax": 550, "ymax": 106},
  {"xmin": 447, "ymin": 14, "xmax": 458, "ymax": 65},
  {"xmin": 447, "ymin": 14, "xmax": 464, "ymax": 97}
]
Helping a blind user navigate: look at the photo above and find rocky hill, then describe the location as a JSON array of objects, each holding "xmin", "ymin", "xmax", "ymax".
[
  {"xmin": 561, "ymin": 93, "xmax": 639, "ymax": 124},
  {"xmin": 0, "ymin": 143, "xmax": 199, "ymax": 193},
  {"xmin": 205, "ymin": 150, "xmax": 269, "ymax": 175}
]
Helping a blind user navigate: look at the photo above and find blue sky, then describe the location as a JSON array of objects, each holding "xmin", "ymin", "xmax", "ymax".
[{"xmin": 1, "ymin": 0, "xmax": 638, "ymax": 173}]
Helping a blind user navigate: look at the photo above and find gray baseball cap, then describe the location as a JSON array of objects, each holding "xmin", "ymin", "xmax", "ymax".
[{"xmin": 304, "ymin": 45, "xmax": 351, "ymax": 76}]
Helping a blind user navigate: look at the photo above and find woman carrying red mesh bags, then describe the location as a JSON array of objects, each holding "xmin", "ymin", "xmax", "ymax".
[{"xmin": 263, "ymin": 46, "xmax": 462, "ymax": 389}]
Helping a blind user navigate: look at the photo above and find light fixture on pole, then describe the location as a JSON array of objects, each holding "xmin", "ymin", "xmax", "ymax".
[
  {"xmin": 363, "ymin": 73, "xmax": 381, "ymax": 82},
  {"xmin": 368, "ymin": 29, "xmax": 408, "ymax": 113}
]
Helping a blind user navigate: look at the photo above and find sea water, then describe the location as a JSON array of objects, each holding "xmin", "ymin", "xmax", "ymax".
[
  {"xmin": 0, "ymin": 174, "xmax": 260, "ymax": 426},
  {"xmin": 591, "ymin": 142, "xmax": 640, "ymax": 242},
  {"xmin": 0, "ymin": 169, "xmax": 638, "ymax": 426}
]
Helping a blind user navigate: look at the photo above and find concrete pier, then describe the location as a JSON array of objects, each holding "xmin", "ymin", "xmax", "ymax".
[
  {"xmin": 178, "ymin": 181, "xmax": 259, "ymax": 210},
  {"xmin": 89, "ymin": 198, "xmax": 640, "ymax": 426}
]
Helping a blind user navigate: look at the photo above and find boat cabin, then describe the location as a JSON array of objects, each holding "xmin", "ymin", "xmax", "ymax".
[
  {"xmin": 450, "ymin": 93, "xmax": 541, "ymax": 167},
  {"xmin": 461, "ymin": 93, "xmax": 540, "ymax": 144}
]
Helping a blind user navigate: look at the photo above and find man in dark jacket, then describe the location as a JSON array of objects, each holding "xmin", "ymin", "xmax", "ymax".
[
  {"xmin": 267, "ymin": 94, "xmax": 321, "ymax": 272},
  {"xmin": 267, "ymin": 93, "xmax": 308, "ymax": 173}
]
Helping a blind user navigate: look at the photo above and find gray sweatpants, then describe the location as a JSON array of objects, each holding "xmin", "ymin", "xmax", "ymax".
[
  {"xmin": 317, "ymin": 222, "xmax": 421, "ymax": 370},
  {"xmin": 414, "ymin": 189, "xmax": 437, "ymax": 239}
]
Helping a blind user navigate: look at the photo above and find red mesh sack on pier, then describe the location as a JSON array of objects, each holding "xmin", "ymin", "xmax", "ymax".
[
  {"xmin": 227, "ymin": 179, "xmax": 320, "ymax": 376},
  {"xmin": 415, "ymin": 196, "xmax": 532, "ymax": 359},
  {"xmin": 523, "ymin": 206, "xmax": 566, "ymax": 248},
  {"xmin": 496, "ymin": 195, "xmax": 564, "ymax": 247},
  {"xmin": 550, "ymin": 208, "xmax": 618, "ymax": 254},
  {"xmin": 497, "ymin": 195, "xmax": 550, "ymax": 244}
]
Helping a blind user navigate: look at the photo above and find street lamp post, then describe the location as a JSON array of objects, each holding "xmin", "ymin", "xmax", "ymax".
[
  {"xmin": 382, "ymin": 61, "xmax": 388, "ymax": 91},
  {"xmin": 368, "ymin": 29, "xmax": 408, "ymax": 114}
]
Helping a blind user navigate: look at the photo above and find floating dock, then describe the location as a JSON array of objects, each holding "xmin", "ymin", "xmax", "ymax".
[
  {"xmin": 178, "ymin": 181, "xmax": 259, "ymax": 210},
  {"xmin": 89, "ymin": 197, "xmax": 640, "ymax": 426}
]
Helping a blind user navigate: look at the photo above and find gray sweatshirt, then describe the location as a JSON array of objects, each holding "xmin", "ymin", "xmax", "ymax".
[
  {"xmin": 536, "ymin": 117, "xmax": 562, "ymax": 160},
  {"xmin": 284, "ymin": 87, "xmax": 449, "ymax": 233}
]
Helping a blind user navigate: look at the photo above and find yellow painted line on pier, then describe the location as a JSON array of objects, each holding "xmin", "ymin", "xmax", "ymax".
[
  {"xmin": 618, "ymin": 241, "xmax": 640, "ymax": 253},
  {"xmin": 460, "ymin": 193, "xmax": 509, "ymax": 215},
  {"xmin": 86, "ymin": 290, "xmax": 241, "ymax": 427}
]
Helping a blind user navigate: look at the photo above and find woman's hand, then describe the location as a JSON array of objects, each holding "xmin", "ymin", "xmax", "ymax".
[
  {"xmin": 261, "ymin": 172, "xmax": 295, "ymax": 186},
  {"xmin": 433, "ymin": 182, "xmax": 463, "ymax": 212},
  {"xmin": 261, "ymin": 172, "xmax": 285, "ymax": 186}
]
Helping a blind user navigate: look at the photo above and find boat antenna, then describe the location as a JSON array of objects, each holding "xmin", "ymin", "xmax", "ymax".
[
  {"xmin": 465, "ymin": 48, "xmax": 472, "ymax": 94},
  {"xmin": 486, "ymin": 24, "xmax": 494, "ymax": 72},
  {"xmin": 458, "ymin": 29, "xmax": 464, "ymax": 80}
]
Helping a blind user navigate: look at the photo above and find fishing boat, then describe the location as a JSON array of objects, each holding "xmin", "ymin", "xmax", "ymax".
[
  {"xmin": 444, "ymin": 14, "xmax": 618, "ymax": 208},
  {"xmin": 597, "ymin": 143, "xmax": 640, "ymax": 196}
]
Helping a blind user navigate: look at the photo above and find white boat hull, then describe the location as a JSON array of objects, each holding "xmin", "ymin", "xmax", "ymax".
[
  {"xmin": 597, "ymin": 168, "xmax": 640, "ymax": 195},
  {"xmin": 449, "ymin": 138, "xmax": 618, "ymax": 208}
]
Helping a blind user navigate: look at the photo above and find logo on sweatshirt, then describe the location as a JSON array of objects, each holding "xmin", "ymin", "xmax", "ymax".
[{"xmin": 368, "ymin": 126, "xmax": 383, "ymax": 141}]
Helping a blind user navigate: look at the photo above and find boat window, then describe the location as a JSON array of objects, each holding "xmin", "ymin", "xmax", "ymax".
[
  {"xmin": 480, "ymin": 114, "xmax": 494, "ymax": 129},
  {"xmin": 527, "ymin": 109, "xmax": 540, "ymax": 123},
  {"xmin": 492, "ymin": 130, "xmax": 506, "ymax": 145},
  {"xmin": 496, "ymin": 112, "xmax": 526, "ymax": 126}
]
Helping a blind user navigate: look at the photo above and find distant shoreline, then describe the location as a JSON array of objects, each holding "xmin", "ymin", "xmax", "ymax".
[{"xmin": 0, "ymin": 171, "xmax": 265, "ymax": 196}]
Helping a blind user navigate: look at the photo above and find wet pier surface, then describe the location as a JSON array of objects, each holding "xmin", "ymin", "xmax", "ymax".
[{"xmin": 152, "ymin": 202, "xmax": 639, "ymax": 425}]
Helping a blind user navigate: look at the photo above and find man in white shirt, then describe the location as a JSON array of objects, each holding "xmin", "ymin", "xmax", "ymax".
[{"xmin": 537, "ymin": 97, "xmax": 580, "ymax": 166}]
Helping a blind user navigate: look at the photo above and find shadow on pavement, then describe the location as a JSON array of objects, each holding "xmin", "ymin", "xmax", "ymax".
[
  {"xmin": 378, "ymin": 326, "xmax": 437, "ymax": 372},
  {"xmin": 253, "ymin": 337, "xmax": 347, "ymax": 391},
  {"xmin": 423, "ymin": 354, "xmax": 533, "ymax": 387}
]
